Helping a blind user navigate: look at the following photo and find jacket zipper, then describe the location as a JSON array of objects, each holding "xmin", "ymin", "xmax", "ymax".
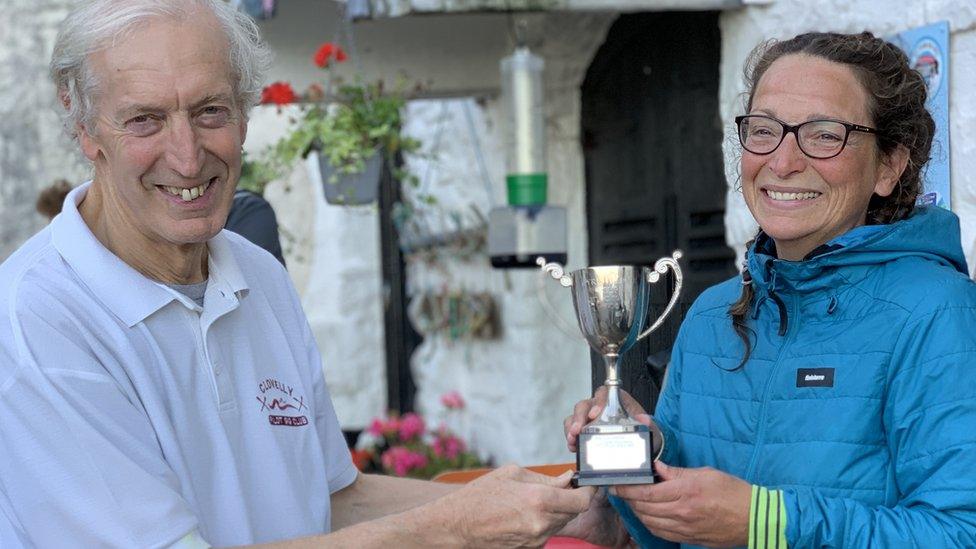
[
  {"xmin": 745, "ymin": 264, "xmax": 796, "ymax": 479},
  {"xmin": 767, "ymin": 260, "xmax": 789, "ymax": 336},
  {"xmin": 769, "ymin": 291, "xmax": 788, "ymax": 336}
]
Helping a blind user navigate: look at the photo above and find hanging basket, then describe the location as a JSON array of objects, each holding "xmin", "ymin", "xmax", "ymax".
[{"xmin": 309, "ymin": 148, "xmax": 383, "ymax": 206}]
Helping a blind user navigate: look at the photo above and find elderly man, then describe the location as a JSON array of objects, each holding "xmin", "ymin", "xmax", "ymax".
[{"xmin": 0, "ymin": 1, "xmax": 627, "ymax": 547}]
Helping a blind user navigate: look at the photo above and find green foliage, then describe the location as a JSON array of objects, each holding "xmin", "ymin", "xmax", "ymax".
[
  {"xmin": 256, "ymin": 80, "xmax": 422, "ymax": 187},
  {"xmin": 237, "ymin": 153, "xmax": 276, "ymax": 195}
]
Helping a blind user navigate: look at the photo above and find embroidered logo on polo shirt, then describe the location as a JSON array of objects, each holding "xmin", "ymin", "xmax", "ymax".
[{"xmin": 256, "ymin": 378, "xmax": 309, "ymax": 427}]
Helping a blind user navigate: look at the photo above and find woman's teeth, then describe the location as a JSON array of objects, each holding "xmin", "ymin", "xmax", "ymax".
[
  {"xmin": 163, "ymin": 180, "xmax": 212, "ymax": 201},
  {"xmin": 765, "ymin": 189, "xmax": 820, "ymax": 201}
]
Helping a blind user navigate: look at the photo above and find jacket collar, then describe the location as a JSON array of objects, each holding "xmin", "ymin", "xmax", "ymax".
[{"xmin": 746, "ymin": 223, "xmax": 890, "ymax": 294}]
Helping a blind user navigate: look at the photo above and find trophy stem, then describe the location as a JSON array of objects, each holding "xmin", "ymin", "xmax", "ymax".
[{"xmin": 600, "ymin": 353, "xmax": 628, "ymax": 423}]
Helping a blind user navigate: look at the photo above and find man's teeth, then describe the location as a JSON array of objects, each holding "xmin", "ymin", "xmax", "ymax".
[
  {"xmin": 163, "ymin": 180, "xmax": 211, "ymax": 201},
  {"xmin": 765, "ymin": 189, "xmax": 820, "ymax": 201}
]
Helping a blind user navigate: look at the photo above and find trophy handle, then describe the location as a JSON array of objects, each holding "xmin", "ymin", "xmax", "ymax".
[
  {"xmin": 636, "ymin": 250, "xmax": 683, "ymax": 341},
  {"xmin": 536, "ymin": 256, "xmax": 573, "ymax": 287},
  {"xmin": 534, "ymin": 256, "xmax": 584, "ymax": 340}
]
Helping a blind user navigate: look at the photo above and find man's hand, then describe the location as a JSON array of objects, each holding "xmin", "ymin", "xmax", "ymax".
[
  {"xmin": 614, "ymin": 462, "xmax": 751, "ymax": 548},
  {"xmin": 558, "ymin": 487, "xmax": 632, "ymax": 548},
  {"xmin": 439, "ymin": 464, "xmax": 595, "ymax": 548},
  {"xmin": 563, "ymin": 386, "xmax": 650, "ymax": 452}
]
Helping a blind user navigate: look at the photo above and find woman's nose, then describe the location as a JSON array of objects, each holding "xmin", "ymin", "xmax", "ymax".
[{"xmin": 765, "ymin": 132, "xmax": 807, "ymax": 178}]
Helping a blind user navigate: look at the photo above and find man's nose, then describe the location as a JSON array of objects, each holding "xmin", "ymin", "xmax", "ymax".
[
  {"xmin": 166, "ymin": 116, "xmax": 205, "ymax": 178},
  {"xmin": 765, "ymin": 132, "xmax": 807, "ymax": 178}
]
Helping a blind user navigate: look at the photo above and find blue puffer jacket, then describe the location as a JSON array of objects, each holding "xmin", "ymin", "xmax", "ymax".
[{"xmin": 617, "ymin": 206, "xmax": 976, "ymax": 548}]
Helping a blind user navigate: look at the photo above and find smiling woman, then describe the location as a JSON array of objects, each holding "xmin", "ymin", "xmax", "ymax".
[
  {"xmin": 737, "ymin": 54, "xmax": 905, "ymax": 262},
  {"xmin": 565, "ymin": 31, "xmax": 976, "ymax": 549}
]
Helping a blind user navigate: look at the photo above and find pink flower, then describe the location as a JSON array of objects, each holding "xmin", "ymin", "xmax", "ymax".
[
  {"xmin": 397, "ymin": 412, "xmax": 425, "ymax": 441},
  {"xmin": 367, "ymin": 416, "xmax": 400, "ymax": 437},
  {"xmin": 433, "ymin": 433, "xmax": 465, "ymax": 460},
  {"xmin": 440, "ymin": 390, "xmax": 465, "ymax": 410},
  {"xmin": 381, "ymin": 446, "xmax": 428, "ymax": 477},
  {"xmin": 432, "ymin": 426, "xmax": 465, "ymax": 460},
  {"xmin": 366, "ymin": 418, "xmax": 384, "ymax": 436}
]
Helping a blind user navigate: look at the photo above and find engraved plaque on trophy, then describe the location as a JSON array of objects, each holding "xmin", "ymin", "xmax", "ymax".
[{"xmin": 538, "ymin": 252, "xmax": 683, "ymax": 486}]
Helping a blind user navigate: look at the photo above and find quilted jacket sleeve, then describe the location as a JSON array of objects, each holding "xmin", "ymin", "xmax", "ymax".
[
  {"xmin": 652, "ymin": 328, "xmax": 683, "ymax": 466},
  {"xmin": 609, "ymin": 319, "xmax": 689, "ymax": 549},
  {"xmin": 783, "ymin": 297, "xmax": 976, "ymax": 547}
]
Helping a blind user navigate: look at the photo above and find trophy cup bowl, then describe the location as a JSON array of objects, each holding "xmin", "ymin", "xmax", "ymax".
[{"xmin": 539, "ymin": 251, "xmax": 683, "ymax": 486}]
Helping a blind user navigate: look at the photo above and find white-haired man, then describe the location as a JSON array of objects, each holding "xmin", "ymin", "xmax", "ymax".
[{"xmin": 0, "ymin": 1, "xmax": 627, "ymax": 547}]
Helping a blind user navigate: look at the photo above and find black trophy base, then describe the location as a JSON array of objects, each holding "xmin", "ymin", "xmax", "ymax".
[
  {"xmin": 572, "ymin": 469, "xmax": 656, "ymax": 487},
  {"xmin": 572, "ymin": 423, "xmax": 657, "ymax": 487}
]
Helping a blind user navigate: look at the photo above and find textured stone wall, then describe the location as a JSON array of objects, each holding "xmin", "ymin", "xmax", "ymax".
[{"xmin": 0, "ymin": 1, "xmax": 89, "ymax": 259}]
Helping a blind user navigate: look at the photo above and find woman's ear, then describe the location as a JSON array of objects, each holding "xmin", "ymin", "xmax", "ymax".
[{"xmin": 873, "ymin": 144, "xmax": 909, "ymax": 197}]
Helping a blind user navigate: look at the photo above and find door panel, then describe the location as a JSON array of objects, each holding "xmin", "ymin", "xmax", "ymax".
[{"xmin": 582, "ymin": 11, "xmax": 736, "ymax": 411}]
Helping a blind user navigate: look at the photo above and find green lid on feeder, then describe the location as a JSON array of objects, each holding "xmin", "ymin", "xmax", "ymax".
[{"xmin": 506, "ymin": 173, "xmax": 548, "ymax": 206}]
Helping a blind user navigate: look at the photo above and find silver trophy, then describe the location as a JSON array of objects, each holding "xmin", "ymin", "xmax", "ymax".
[{"xmin": 538, "ymin": 251, "xmax": 683, "ymax": 486}]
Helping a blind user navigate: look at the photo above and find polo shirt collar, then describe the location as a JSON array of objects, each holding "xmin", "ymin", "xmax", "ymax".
[
  {"xmin": 51, "ymin": 182, "xmax": 249, "ymax": 327},
  {"xmin": 207, "ymin": 230, "xmax": 249, "ymax": 301}
]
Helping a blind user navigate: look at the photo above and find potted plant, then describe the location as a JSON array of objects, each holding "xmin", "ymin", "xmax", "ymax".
[
  {"xmin": 256, "ymin": 43, "xmax": 421, "ymax": 205},
  {"xmin": 352, "ymin": 391, "xmax": 485, "ymax": 478}
]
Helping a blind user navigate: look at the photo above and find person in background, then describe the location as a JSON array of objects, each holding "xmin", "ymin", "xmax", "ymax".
[
  {"xmin": 225, "ymin": 187, "xmax": 286, "ymax": 266},
  {"xmin": 566, "ymin": 31, "xmax": 976, "ymax": 548},
  {"xmin": 34, "ymin": 178, "xmax": 73, "ymax": 221},
  {"xmin": 0, "ymin": 1, "xmax": 627, "ymax": 547}
]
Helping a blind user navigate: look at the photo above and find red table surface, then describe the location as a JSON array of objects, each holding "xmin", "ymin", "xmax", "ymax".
[{"xmin": 545, "ymin": 537, "xmax": 608, "ymax": 548}]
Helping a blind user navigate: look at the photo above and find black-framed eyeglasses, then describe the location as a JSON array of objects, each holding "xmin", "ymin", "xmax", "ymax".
[{"xmin": 735, "ymin": 114, "xmax": 879, "ymax": 160}]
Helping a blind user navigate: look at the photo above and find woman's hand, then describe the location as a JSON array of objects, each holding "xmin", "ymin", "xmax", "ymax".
[
  {"xmin": 614, "ymin": 462, "xmax": 752, "ymax": 548},
  {"xmin": 563, "ymin": 386, "xmax": 650, "ymax": 452}
]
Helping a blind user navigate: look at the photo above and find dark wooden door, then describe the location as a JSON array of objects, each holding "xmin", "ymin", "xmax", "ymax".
[{"xmin": 581, "ymin": 12, "xmax": 735, "ymax": 412}]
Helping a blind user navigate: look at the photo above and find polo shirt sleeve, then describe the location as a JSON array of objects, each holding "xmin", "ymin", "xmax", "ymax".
[{"xmin": 0, "ymin": 289, "xmax": 199, "ymax": 547}]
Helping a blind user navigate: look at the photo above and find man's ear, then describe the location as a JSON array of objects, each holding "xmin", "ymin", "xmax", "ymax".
[
  {"xmin": 58, "ymin": 89, "xmax": 72, "ymax": 112},
  {"xmin": 873, "ymin": 144, "xmax": 909, "ymax": 197},
  {"xmin": 61, "ymin": 90, "xmax": 101, "ymax": 161},
  {"xmin": 78, "ymin": 126, "xmax": 101, "ymax": 162}
]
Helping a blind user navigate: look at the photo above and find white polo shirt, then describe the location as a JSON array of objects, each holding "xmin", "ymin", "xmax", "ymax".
[{"xmin": 0, "ymin": 183, "xmax": 357, "ymax": 548}]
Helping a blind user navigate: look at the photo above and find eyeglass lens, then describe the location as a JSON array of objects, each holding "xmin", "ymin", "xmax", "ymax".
[{"xmin": 739, "ymin": 116, "xmax": 848, "ymax": 158}]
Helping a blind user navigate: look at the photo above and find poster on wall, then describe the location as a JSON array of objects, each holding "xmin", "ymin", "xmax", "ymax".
[{"xmin": 890, "ymin": 21, "xmax": 951, "ymax": 210}]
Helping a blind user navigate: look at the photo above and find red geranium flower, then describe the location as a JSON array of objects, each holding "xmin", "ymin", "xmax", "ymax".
[
  {"xmin": 313, "ymin": 42, "xmax": 348, "ymax": 68},
  {"xmin": 350, "ymin": 449, "xmax": 372, "ymax": 471},
  {"xmin": 313, "ymin": 43, "xmax": 334, "ymax": 68},
  {"xmin": 261, "ymin": 81, "xmax": 296, "ymax": 105}
]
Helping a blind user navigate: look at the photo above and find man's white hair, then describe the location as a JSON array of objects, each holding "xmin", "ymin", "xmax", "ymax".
[{"xmin": 50, "ymin": 0, "xmax": 271, "ymax": 139}]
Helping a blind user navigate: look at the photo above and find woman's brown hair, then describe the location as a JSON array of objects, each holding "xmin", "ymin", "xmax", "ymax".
[{"xmin": 729, "ymin": 32, "xmax": 936, "ymax": 366}]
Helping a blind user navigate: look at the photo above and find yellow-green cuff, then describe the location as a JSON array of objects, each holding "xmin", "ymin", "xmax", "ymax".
[{"xmin": 749, "ymin": 485, "xmax": 787, "ymax": 549}]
